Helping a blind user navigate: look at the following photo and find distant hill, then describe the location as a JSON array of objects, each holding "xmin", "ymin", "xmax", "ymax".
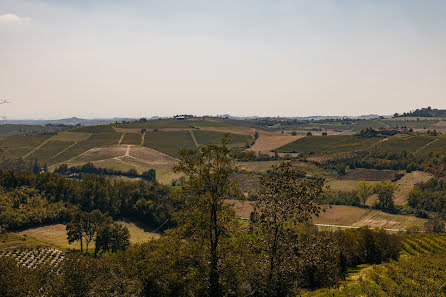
[
  {"xmin": 5, "ymin": 117, "xmax": 136, "ymax": 126},
  {"xmin": 395, "ymin": 107, "xmax": 446, "ymax": 118}
]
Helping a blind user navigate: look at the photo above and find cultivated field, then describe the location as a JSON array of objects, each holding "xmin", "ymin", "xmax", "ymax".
[
  {"xmin": 276, "ymin": 135, "xmax": 380, "ymax": 154},
  {"xmin": 248, "ymin": 131, "xmax": 302, "ymax": 154}
]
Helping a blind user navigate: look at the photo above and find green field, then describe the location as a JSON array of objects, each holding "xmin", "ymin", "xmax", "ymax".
[
  {"xmin": 71, "ymin": 125, "xmax": 115, "ymax": 133},
  {"xmin": 0, "ymin": 134, "xmax": 55, "ymax": 159},
  {"xmin": 121, "ymin": 132, "xmax": 142, "ymax": 145},
  {"xmin": 276, "ymin": 135, "xmax": 380, "ymax": 154},
  {"xmin": 143, "ymin": 130, "xmax": 197, "ymax": 158},
  {"xmin": 375, "ymin": 135, "xmax": 434, "ymax": 152},
  {"xmin": 27, "ymin": 140, "xmax": 74, "ymax": 161},
  {"xmin": 193, "ymin": 130, "xmax": 252, "ymax": 147}
]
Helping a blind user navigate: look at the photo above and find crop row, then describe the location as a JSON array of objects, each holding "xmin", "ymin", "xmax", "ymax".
[{"xmin": 0, "ymin": 248, "xmax": 65, "ymax": 272}]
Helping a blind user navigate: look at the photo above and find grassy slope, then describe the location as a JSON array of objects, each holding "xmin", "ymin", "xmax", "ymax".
[
  {"xmin": 375, "ymin": 135, "xmax": 434, "ymax": 152},
  {"xmin": 28, "ymin": 140, "xmax": 75, "ymax": 161},
  {"xmin": 16, "ymin": 222, "xmax": 159, "ymax": 251}
]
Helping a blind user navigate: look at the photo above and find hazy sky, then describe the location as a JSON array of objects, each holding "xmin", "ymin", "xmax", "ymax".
[{"xmin": 1, "ymin": 0, "xmax": 446, "ymax": 119}]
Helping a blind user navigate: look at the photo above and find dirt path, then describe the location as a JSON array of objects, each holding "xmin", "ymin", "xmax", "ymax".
[
  {"xmin": 22, "ymin": 138, "xmax": 52, "ymax": 159},
  {"xmin": 125, "ymin": 145, "xmax": 131, "ymax": 157},
  {"xmin": 189, "ymin": 130, "xmax": 199, "ymax": 148},
  {"xmin": 118, "ymin": 133, "xmax": 125, "ymax": 145},
  {"xmin": 140, "ymin": 132, "xmax": 145, "ymax": 146},
  {"xmin": 415, "ymin": 138, "xmax": 439, "ymax": 154}
]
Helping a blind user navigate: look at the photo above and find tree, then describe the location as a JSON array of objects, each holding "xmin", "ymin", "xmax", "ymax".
[
  {"xmin": 67, "ymin": 210, "xmax": 106, "ymax": 253},
  {"xmin": 254, "ymin": 131, "xmax": 259, "ymax": 140},
  {"xmin": 254, "ymin": 162, "xmax": 324, "ymax": 296},
  {"xmin": 82, "ymin": 210, "xmax": 105, "ymax": 253},
  {"xmin": 355, "ymin": 181, "xmax": 373, "ymax": 206},
  {"xmin": 0, "ymin": 225, "xmax": 7, "ymax": 242},
  {"xmin": 375, "ymin": 181, "xmax": 396, "ymax": 211},
  {"xmin": 141, "ymin": 169, "xmax": 156, "ymax": 181},
  {"xmin": 172, "ymin": 135, "xmax": 243, "ymax": 296},
  {"xmin": 66, "ymin": 211, "xmax": 84, "ymax": 252},
  {"xmin": 306, "ymin": 132, "xmax": 313, "ymax": 136},
  {"xmin": 95, "ymin": 219, "xmax": 130, "ymax": 256}
]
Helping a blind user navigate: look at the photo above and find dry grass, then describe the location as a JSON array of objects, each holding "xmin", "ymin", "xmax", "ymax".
[
  {"xmin": 129, "ymin": 145, "xmax": 178, "ymax": 165},
  {"xmin": 226, "ymin": 202, "xmax": 426, "ymax": 230},
  {"xmin": 314, "ymin": 205, "xmax": 426, "ymax": 230},
  {"xmin": 225, "ymin": 199, "xmax": 254, "ymax": 218},
  {"xmin": 237, "ymin": 160, "xmax": 284, "ymax": 172},
  {"xmin": 248, "ymin": 131, "xmax": 302, "ymax": 154},
  {"xmin": 19, "ymin": 222, "xmax": 159, "ymax": 251},
  {"xmin": 314, "ymin": 205, "xmax": 371, "ymax": 226},
  {"xmin": 393, "ymin": 171, "xmax": 433, "ymax": 205},
  {"xmin": 68, "ymin": 145, "xmax": 128, "ymax": 163}
]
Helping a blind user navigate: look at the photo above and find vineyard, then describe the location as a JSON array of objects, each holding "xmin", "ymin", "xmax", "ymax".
[
  {"xmin": 0, "ymin": 248, "xmax": 65, "ymax": 272},
  {"xmin": 309, "ymin": 234, "xmax": 446, "ymax": 296}
]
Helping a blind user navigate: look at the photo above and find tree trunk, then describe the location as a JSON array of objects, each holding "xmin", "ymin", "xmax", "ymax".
[{"xmin": 209, "ymin": 200, "xmax": 220, "ymax": 297}]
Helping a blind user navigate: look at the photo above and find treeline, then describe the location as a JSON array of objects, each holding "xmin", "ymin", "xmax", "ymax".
[
  {"xmin": 321, "ymin": 150, "xmax": 446, "ymax": 177},
  {"xmin": 55, "ymin": 162, "xmax": 156, "ymax": 181},
  {"xmin": 409, "ymin": 177, "xmax": 446, "ymax": 214},
  {"xmin": 66, "ymin": 210, "xmax": 130, "ymax": 256},
  {"xmin": 320, "ymin": 180, "xmax": 399, "ymax": 213},
  {"xmin": 0, "ymin": 169, "xmax": 174, "ymax": 231},
  {"xmin": 0, "ymin": 186, "xmax": 70, "ymax": 230},
  {"xmin": 395, "ymin": 106, "xmax": 446, "ymax": 117}
]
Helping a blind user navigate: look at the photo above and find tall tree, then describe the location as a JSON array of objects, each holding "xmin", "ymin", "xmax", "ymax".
[
  {"xmin": 375, "ymin": 181, "xmax": 396, "ymax": 211},
  {"xmin": 255, "ymin": 162, "xmax": 324, "ymax": 296},
  {"xmin": 173, "ymin": 136, "xmax": 243, "ymax": 296},
  {"xmin": 66, "ymin": 211, "xmax": 84, "ymax": 252},
  {"xmin": 355, "ymin": 181, "xmax": 373, "ymax": 206}
]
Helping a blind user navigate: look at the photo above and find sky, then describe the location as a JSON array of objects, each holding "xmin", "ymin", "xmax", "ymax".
[{"xmin": 0, "ymin": 0, "xmax": 446, "ymax": 119}]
